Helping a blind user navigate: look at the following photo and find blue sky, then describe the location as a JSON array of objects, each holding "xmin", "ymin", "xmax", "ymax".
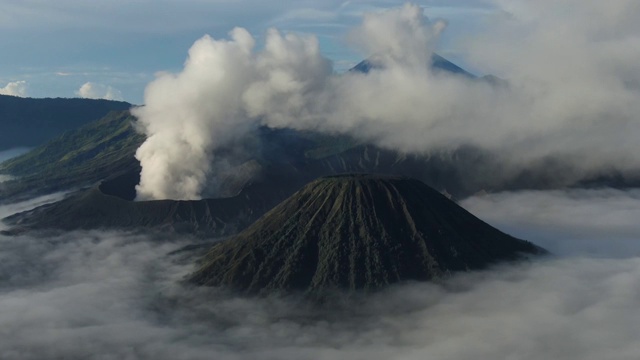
[{"xmin": 0, "ymin": 0, "xmax": 495, "ymax": 103}]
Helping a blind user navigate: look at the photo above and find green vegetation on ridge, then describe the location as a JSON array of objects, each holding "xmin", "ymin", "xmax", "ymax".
[{"xmin": 0, "ymin": 110, "xmax": 143, "ymax": 201}]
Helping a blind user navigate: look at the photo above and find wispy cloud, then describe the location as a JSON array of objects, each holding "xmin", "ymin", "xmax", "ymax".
[
  {"xmin": 0, "ymin": 192, "xmax": 70, "ymax": 231},
  {"xmin": 462, "ymin": 189, "xmax": 640, "ymax": 258},
  {"xmin": 269, "ymin": 8, "xmax": 339, "ymax": 25},
  {"xmin": 0, "ymin": 0, "xmax": 340, "ymax": 34}
]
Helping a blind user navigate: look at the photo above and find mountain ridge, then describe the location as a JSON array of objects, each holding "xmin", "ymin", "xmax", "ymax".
[
  {"xmin": 0, "ymin": 95, "xmax": 131, "ymax": 151},
  {"xmin": 0, "ymin": 110, "xmax": 143, "ymax": 202}
]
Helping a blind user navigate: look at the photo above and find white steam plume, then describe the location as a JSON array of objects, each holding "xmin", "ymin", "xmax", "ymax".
[
  {"xmin": 134, "ymin": 2, "xmax": 640, "ymax": 200},
  {"xmin": 134, "ymin": 28, "xmax": 256, "ymax": 200},
  {"xmin": 133, "ymin": 26, "xmax": 332, "ymax": 200}
]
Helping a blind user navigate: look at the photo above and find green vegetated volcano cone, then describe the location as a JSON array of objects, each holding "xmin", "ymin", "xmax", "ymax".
[{"xmin": 190, "ymin": 174, "xmax": 546, "ymax": 294}]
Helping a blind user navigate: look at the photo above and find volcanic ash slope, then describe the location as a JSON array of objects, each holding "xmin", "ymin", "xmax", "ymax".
[{"xmin": 190, "ymin": 174, "xmax": 546, "ymax": 294}]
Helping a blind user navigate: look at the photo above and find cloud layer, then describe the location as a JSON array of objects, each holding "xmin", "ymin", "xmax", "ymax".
[
  {"xmin": 2, "ymin": 187, "xmax": 640, "ymax": 359},
  {"xmin": 462, "ymin": 188, "xmax": 640, "ymax": 258},
  {"xmin": 134, "ymin": 2, "xmax": 640, "ymax": 200}
]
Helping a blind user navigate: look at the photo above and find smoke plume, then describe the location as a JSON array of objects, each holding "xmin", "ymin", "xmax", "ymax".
[{"xmin": 134, "ymin": 2, "xmax": 640, "ymax": 200}]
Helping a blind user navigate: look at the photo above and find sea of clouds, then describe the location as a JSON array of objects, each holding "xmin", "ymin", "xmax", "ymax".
[{"xmin": 1, "ymin": 188, "xmax": 640, "ymax": 359}]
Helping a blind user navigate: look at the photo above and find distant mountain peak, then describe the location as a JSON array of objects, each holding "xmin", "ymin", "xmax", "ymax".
[{"xmin": 350, "ymin": 53, "xmax": 476, "ymax": 78}]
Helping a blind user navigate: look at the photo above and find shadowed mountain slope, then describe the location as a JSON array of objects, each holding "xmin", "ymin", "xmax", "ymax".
[
  {"xmin": 190, "ymin": 175, "xmax": 546, "ymax": 294},
  {"xmin": 0, "ymin": 95, "xmax": 131, "ymax": 150},
  {"xmin": 1, "ymin": 180, "xmax": 285, "ymax": 236},
  {"xmin": 0, "ymin": 110, "xmax": 143, "ymax": 202}
]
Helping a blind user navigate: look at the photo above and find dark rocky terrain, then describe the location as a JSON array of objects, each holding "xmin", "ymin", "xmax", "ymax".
[
  {"xmin": 190, "ymin": 175, "xmax": 546, "ymax": 294},
  {"xmin": 1, "ymin": 180, "xmax": 283, "ymax": 236}
]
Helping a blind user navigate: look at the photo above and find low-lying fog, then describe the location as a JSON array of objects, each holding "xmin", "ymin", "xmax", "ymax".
[
  {"xmin": 0, "ymin": 147, "xmax": 31, "ymax": 183},
  {"xmin": 0, "ymin": 147, "xmax": 30, "ymax": 164},
  {"xmin": 1, "ymin": 189, "xmax": 639, "ymax": 359}
]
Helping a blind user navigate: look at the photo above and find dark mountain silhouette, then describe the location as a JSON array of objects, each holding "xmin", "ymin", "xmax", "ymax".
[
  {"xmin": 190, "ymin": 175, "xmax": 546, "ymax": 294},
  {"xmin": 1, "ymin": 183, "xmax": 279, "ymax": 236},
  {"xmin": 0, "ymin": 95, "xmax": 131, "ymax": 151}
]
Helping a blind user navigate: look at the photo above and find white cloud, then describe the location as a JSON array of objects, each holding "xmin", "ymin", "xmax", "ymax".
[
  {"xmin": 0, "ymin": 81, "xmax": 27, "ymax": 97},
  {"xmin": 76, "ymin": 82, "xmax": 123, "ymax": 101},
  {"xmin": 462, "ymin": 189, "xmax": 640, "ymax": 258}
]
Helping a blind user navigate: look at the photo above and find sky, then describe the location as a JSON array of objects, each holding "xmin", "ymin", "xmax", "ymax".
[{"xmin": 0, "ymin": 0, "xmax": 493, "ymax": 103}]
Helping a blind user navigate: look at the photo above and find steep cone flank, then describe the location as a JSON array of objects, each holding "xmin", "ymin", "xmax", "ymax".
[{"xmin": 190, "ymin": 175, "xmax": 546, "ymax": 294}]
